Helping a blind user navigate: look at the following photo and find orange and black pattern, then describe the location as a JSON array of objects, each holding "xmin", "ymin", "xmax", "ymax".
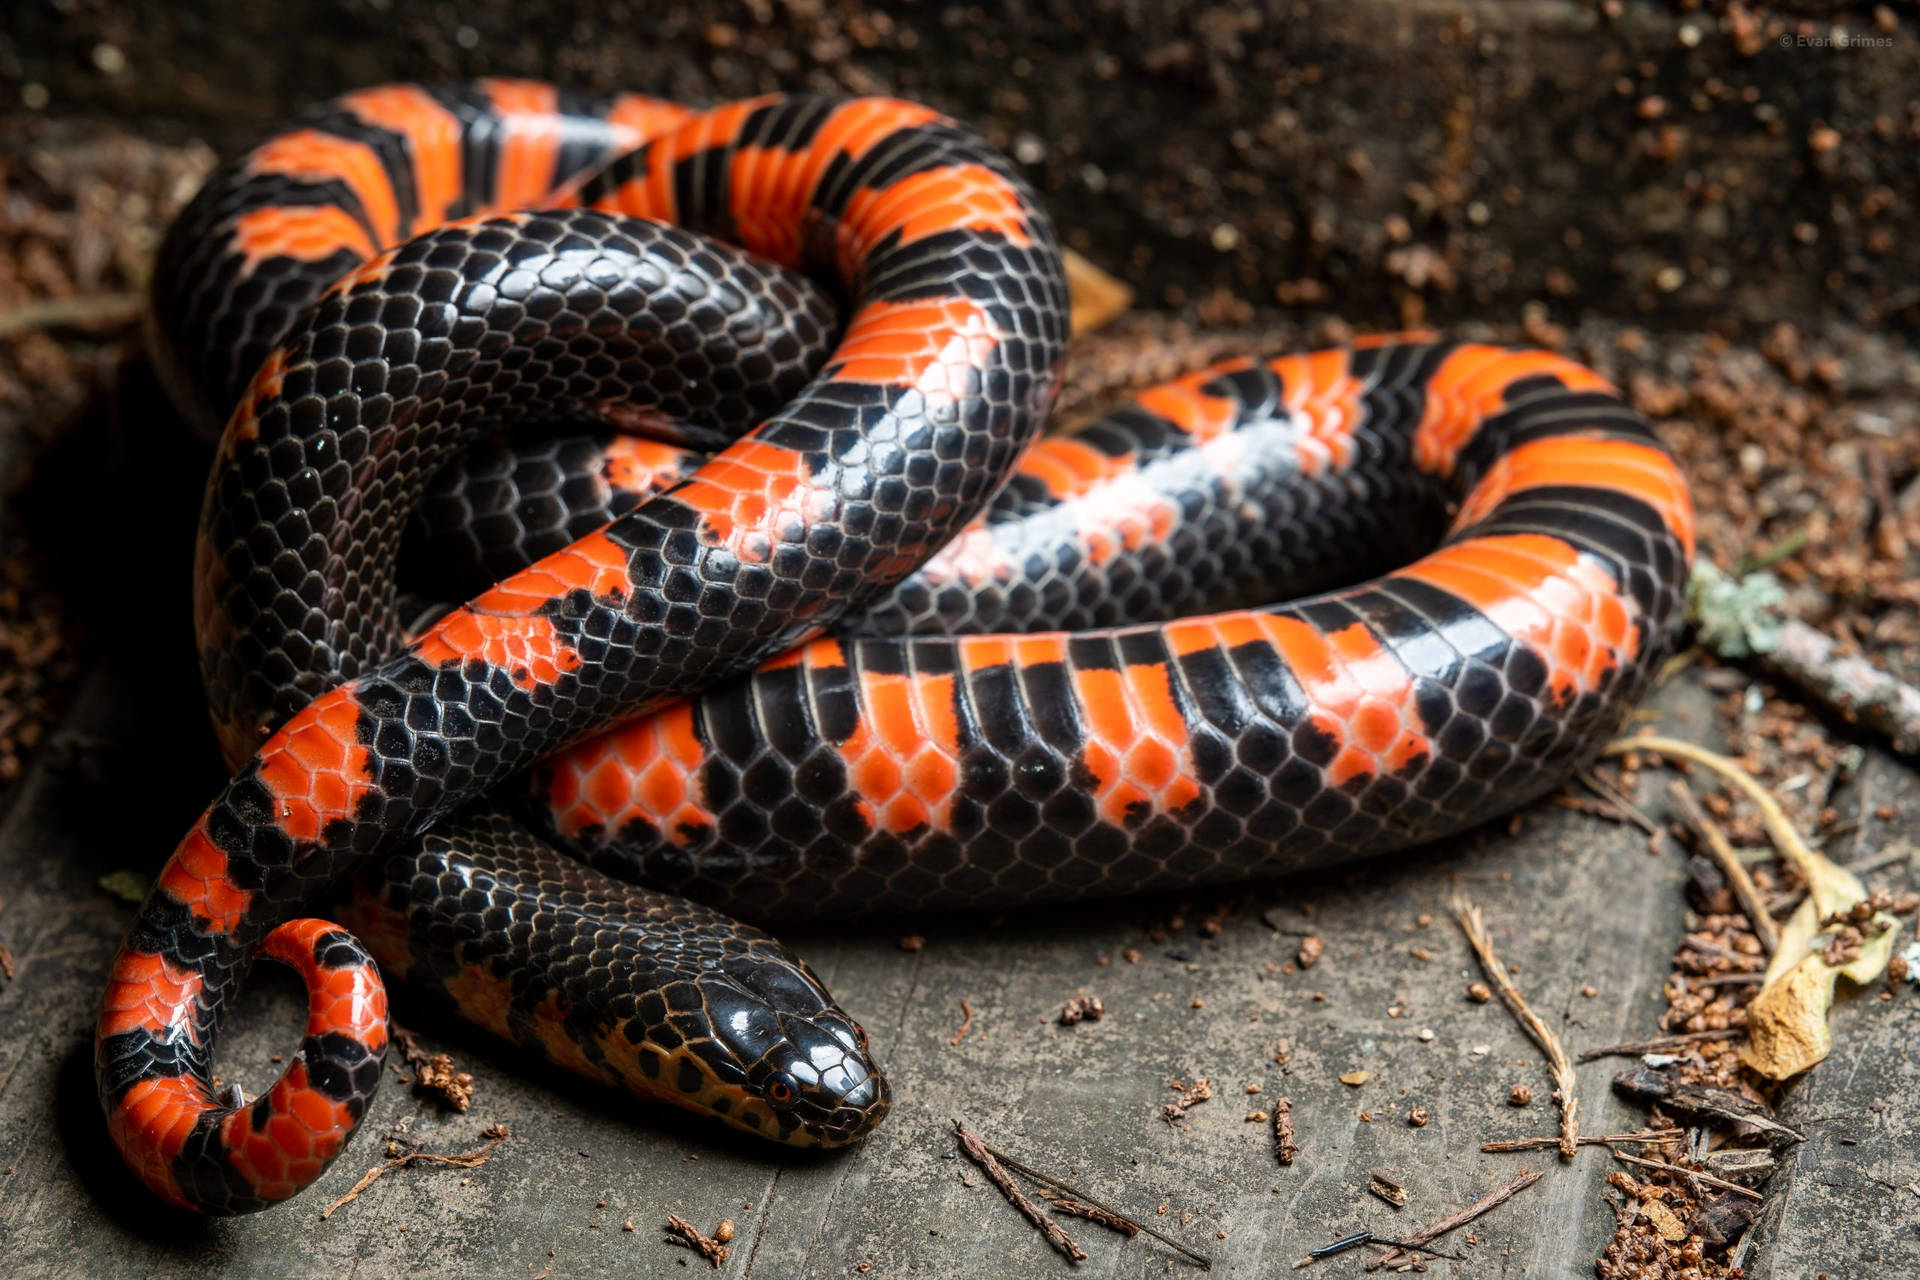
[
  {"xmin": 103, "ymin": 79, "xmax": 1691, "ymax": 1218},
  {"xmin": 106, "ymin": 81, "xmax": 1063, "ymax": 1213},
  {"xmin": 528, "ymin": 337, "xmax": 1695, "ymax": 915}
]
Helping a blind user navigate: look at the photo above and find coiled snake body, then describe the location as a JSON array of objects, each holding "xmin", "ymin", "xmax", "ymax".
[{"xmin": 98, "ymin": 80, "xmax": 1694, "ymax": 1214}]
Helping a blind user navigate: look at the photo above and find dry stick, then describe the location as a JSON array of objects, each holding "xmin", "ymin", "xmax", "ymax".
[
  {"xmin": 1575, "ymin": 1027, "xmax": 1746, "ymax": 1063},
  {"xmin": 1273, "ymin": 1095, "xmax": 1299, "ymax": 1166},
  {"xmin": 1038, "ymin": 1187, "xmax": 1141, "ymax": 1237},
  {"xmin": 954, "ymin": 1122, "xmax": 1088, "ymax": 1262},
  {"xmin": 1609, "ymin": 1150, "xmax": 1764, "ymax": 1201},
  {"xmin": 1867, "ymin": 444, "xmax": 1909, "ymax": 561},
  {"xmin": 1754, "ymin": 619, "xmax": 1920, "ymax": 758},
  {"xmin": 319, "ymin": 1125, "xmax": 510, "ymax": 1219},
  {"xmin": 1366, "ymin": 1167, "xmax": 1544, "ymax": 1271},
  {"xmin": 1576, "ymin": 767, "xmax": 1660, "ymax": 835},
  {"xmin": 0, "ymin": 291, "xmax": 142, "ymax": 339},
  {"xmin": 1686, "ymin": 972, "xmax": 1767, "ymax": 988},
  {"xmin": 1452, "ymin": 898, "xmax": 1579, "ymax": 1158},
  {"xmin": 951, "ymin": 1120, "xmax": 1213, "ymax": 1269},
  {"xmin": 1667, "ymin": 780, "xmax": 1780, "ymax": 954},
  {"xmin": 1481, "ymin": 1129, "xmax": 1684, "ymax": 1153},
  {"xmin": 1604, "ymin": 735, "xmax": 1830, "ymax": 904},
  {"xmin": 950, "ymin": 999, "xmax": 974, "ymax": 1046}
]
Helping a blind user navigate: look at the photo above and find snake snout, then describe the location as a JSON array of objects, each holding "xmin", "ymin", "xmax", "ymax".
[
  {"xmin": 765, "ymin": 1008, "xmax": 890, "ymax": 1145},
  {"xmin": 704, "ymin": 950, "xmax": 889, "ymax": 1145}
]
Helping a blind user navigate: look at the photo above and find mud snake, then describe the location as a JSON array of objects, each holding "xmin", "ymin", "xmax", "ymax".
[{"xmin": 95, "ymin": 80, "xmax": 1694, "ymax": 1214}]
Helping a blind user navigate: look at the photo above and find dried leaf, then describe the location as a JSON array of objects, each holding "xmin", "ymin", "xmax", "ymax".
[
  {"xmin": 1063, "ymin": 249, "xmax": 1132, "ymax": 335},
  {"xmin": 1641, "ymin": 1200, "xmax": 1689, "ymax": 1243},
  {"xmin": 1741, "ymin": 861, "xmax": 1901, "ymax": 1080},
  {"xmin": 1340, "ymin": 1070, "xmax": 1370, "ymax": 1087},
  {"xmin": 1602, "ymin": 735, "xmax": 1902, "ymax": 1082}
]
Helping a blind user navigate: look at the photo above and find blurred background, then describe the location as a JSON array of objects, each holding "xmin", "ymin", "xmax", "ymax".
[{"xmin": 3, "ymin": 0, "xmax": 1915, "ymax": 334}]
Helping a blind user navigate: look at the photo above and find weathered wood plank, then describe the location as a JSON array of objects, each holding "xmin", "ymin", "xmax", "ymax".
[
  {"xmin": 3, "ymin": 664, "xmax": 1810, "ymax": 1277},
  {"xmin": 1750, "ymin": 746, "xmax": 1920, "ymax": 1278}
]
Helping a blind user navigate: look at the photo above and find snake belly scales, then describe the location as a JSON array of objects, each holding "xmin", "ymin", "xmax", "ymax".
[{"xmin": 95, "ymin": 79, "xmax": 1694, "ymax": 1214}]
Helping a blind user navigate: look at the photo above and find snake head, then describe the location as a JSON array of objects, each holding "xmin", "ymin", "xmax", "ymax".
[{"xmin": 677, "ymin": 944, "xmax": 889, "ymax": 1147}]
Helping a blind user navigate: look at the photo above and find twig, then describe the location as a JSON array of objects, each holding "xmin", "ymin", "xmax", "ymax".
[
  {"xmin": 1608, "ymin": 1150, "xmax": 1763, "ymax": 1201},
  {"xmin": 1753, "ymin": 619, "xmax": 1920, "ymax": 757},
  {"xmin": 0, "ymin": 291, "xmax": 142, "ymax": 339},
  {"xmin": 954, "ymin": 1122, "xmax": 1088, "ymax": 1262},
  {"xmin": 1367, "ymin": 1169, "xmax": 1408, "ymax": 1208},
  {"xmin": 950, "ymin": 1120, "xmax": 1212, "ymax": 1269},
  {"xmin": 1683, "ymin": 972, "xmax": 1767, "ymax": 988},
  {"xmin": 1604, "ymin": 736, "xmax": 1823, "ymax": 892},
  {"xmin": 1366, "ymin": 1167, "xmax": 1544, "ymax": 1270},
  {"xmin": 1273, "ymin": 1095, "xmax": 1298, "ymax": 1166},
  {"xmin": 1666, "ymin": 781, "xmax": 1780, "ymax": 954},
  {"xmin": 1452, "ymin": 898, "xmax": 1579, "ymax": 1157},
  {"xmin": 1736, "ymin": 526, "xmax": 1810, "ymax": 575},
  {"xmin": 1575, "ymin": 1027, "xmax": 1745, "ymax": 1063},
  {"xmin": 319, "ymin": 1125, "xmax": 510, "ymax": 1219},
  {"xmin": 1039, "ymin": 1187, "xmax": 1140, "ymax": 1237},
  {"xmin": 1576, "ymin": 768, "xmax": 1659, "ymax": 835},
  {"xmin": 1678, "ymin": 935, "xmax": 1765, "ymax": 969},
  {"xmin": 950, "ymin": 999, "xmax": 974, "ymax": 1046},
  {"xmin": 1848, "ymin": 840, "xmax": 1917, "ymax": 875},
  {"xmin": 664, "ymin": 1212, "xmax": 730, "ymax": 1267},
  {"xmin": 1481, "ymin": 1129, "xmax": 1684, "ymax": 1153}
]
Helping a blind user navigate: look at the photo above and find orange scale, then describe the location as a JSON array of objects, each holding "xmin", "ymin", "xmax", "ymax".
[
  {"xmin": 1125, "ymin": 738, "xmax": 1178, "ymax": 791},
  {"xmin": 585, "ymin": 759, "xmax": 631, "ymax": 820},
  {"xmin": 1350, "ymin": 701, "xmax": 1405, "ymax": 756},
  {"xmin": 904, "ymin": 750, "xmax": 957, "ymax": 805},
  {"xmin": 637, "ymin": 761, "xmax": 689, "ymax": 819},
  {"xmin": 850, "ymin": 750, "xmax": 902, "ymax": 799}
]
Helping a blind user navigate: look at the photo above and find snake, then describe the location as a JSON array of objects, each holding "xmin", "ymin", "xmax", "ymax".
[{"xmin": 96, "ymin": 79, "xmax": 1694, "ymax": 1215}]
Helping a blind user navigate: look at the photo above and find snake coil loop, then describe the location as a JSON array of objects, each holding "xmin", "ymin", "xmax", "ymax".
[{"xmin": 101, "ymin": 80, "xmax": 1689, "ymax": 1215}]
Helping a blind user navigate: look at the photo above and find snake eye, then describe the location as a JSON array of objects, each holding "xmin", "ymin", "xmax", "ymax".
[{"xmin": 764, "ymin": 1071, "xmax": 800, "ymax": 1110}]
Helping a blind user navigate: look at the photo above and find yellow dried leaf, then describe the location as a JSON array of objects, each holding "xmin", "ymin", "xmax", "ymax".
[
  {"xmin": 1741, "ymin": 873, "xmax": 1902, "ymax": 1080},
  {"xmin": 1641, "ymin": 1200, "xmax": 1688, "ymax": 1243},
  {"xmin": 1339, "ymin": 1070, "xmax": 1370, "ymax": 1087},
  {"xmin": 1064, "ymin": 249, "xmax": 1132, "ymax": 335}
]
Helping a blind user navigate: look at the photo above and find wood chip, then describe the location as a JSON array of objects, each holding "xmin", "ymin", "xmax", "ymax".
[{"xmin": 1368, "ymin": 1169, "xmax": 1408, "ymax": 1208}]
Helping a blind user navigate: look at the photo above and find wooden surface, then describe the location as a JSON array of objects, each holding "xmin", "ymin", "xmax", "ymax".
[{"xmin": 1, "ymin": 650, "xmax": 1913, "ymax": 1277}]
